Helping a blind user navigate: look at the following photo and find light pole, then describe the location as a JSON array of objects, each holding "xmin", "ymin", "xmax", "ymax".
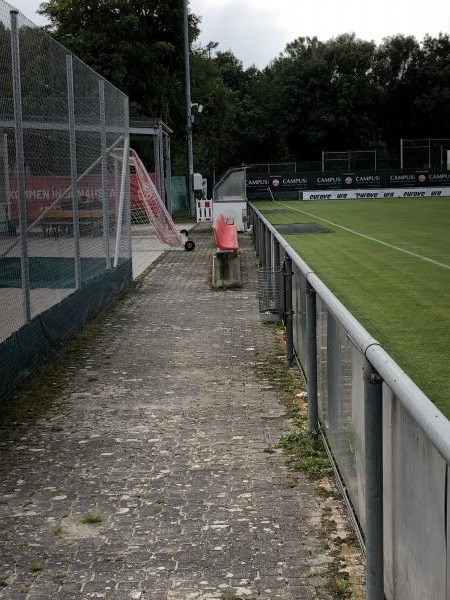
[{"xmin": 183, "ymin": 0, "xmax": 195, "ymax": 216}]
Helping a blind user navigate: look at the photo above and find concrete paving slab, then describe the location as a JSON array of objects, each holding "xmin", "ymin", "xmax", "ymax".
[{"xmin": 0, "ymin": 226, "xmax": 363, "ymax": 599}]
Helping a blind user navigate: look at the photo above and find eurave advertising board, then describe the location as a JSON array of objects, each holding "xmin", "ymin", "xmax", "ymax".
[
  {"xmin": 303, "ymin": 188, "xmax": 450, "ymax": 200},
  {"xmin": 246, "ymin": 170, "xmax": 450, "ymax": 195}
]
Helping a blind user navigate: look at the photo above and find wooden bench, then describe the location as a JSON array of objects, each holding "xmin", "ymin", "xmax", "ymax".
[{"xmin": 212, "ymin": 213, "xmax": 241, "ymax": 289}]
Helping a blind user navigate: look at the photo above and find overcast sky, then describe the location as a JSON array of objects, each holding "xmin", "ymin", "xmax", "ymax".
[{"xmin": 11, "ymin": 0, "xmax": 450, "ymax": 69}]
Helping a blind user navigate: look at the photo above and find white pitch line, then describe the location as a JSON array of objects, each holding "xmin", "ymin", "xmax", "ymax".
[{"xmin": 274, "ymin": 200, "xmax": 450, "ymax": 271}]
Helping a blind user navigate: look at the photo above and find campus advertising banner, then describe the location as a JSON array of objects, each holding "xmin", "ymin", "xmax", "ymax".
[
  {"xmin": 303, "ymin": 187, "xmax": 450, "ymax": 200},
  {"xmin": 246, "ymin": 170, "xmax": 450, "ymax": 195},
  {"xmin": 307, "ymin": 173, "xmax": 343, "ymax": 189},
  {"xmin": 269, "ymin": 174, "xmax": 309, "ymax": 191},
  {"xmin": 246, "ymin": 174, "xmax": 270, "ymax": 195},
  {"xmin": 385, "ymin": 171, "xmax": 416, "ymax": 187}
]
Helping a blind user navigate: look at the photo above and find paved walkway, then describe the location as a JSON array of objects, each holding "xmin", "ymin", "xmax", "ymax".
[{"xmin": 0, "ymin": 227, "xmax": 362, "ymax": 599}]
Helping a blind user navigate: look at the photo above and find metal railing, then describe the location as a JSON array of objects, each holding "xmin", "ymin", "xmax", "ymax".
[{"xmin": 249, "ymin": 202, "xmax": 450, "ymax": 600}]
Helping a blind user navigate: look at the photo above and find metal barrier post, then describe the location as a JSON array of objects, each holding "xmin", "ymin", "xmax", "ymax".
[
  {"xmin": 265, "ymin": 227, "xmax": 272, "ymax": 270},
  {"xmin": 260, "ymin": 221, "xmax": 266, "ymax": 267},
  {"xmin": 255, "ymin": 215, "xmax": 261, "ymax": 259},
  {"xmin": 364, "ymin": 359, "xmax": 384, "ymax": 600},
  {"xmin": 66, "ymin": 54, "xmax": 81, "ymax": 289},
  {"xmin": 284, "ymin": 255, "xmax": 294, "ymax": 366},
  {"xmin": 306, "ymin": 282, "xmax": 318, "ymax": 435},
  {"xmin": 273, "ymin": 238, "xmax": 282, "ymax": 316},
  {"xmin": 273, "ymin": 237, "xmax": 280, "ymax": 270},
  {"xmin": 10, "ymin": 10, "xmax": 31, "ymax": 323}
]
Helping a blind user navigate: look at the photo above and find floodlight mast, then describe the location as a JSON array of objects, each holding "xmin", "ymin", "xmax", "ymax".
[{"xmin": 183, "ymin": 0, "xmax": 195, "ymax": 216}]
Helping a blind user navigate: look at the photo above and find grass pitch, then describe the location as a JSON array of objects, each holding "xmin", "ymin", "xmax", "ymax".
[{"xmin": 255, "ymin": 197, "xmax": 450, "ymax": 417}]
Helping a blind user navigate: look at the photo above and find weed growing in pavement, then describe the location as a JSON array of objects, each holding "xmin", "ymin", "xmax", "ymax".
[
  {"xmin": 278, "ymin": 404, "xmax": 330, "ymax": 476},
  {"xmin": 81, "ymin": 512, "xmax": 103, "ymax": 524},
  {"xmin": 285, "ymin": 477, "xmax": 299, "ymax": 488},
  {"xmin": 220, "ymin": 589, "xmax": 241, "ymax": 600},
  {"xmin": 28, "ymin": 561, "xmax": 45, "ymax": 573},
  {"xmin": 333, "ymin": 575, "xmax": 352, "ymax": 596}
]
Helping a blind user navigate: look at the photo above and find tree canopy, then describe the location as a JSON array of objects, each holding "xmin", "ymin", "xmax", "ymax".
[{"xmin": 39, "ymin": 0, "xmax": 450, "ymax": 177}]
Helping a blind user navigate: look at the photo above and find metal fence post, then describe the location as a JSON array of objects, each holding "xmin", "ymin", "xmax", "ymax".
[
  {"xmin": 364, "ymin": 359, "xmax": 384, "ymax": 600},
  {"xmin": 306, "ymin": 282, "xmax": 318, "ymax": 435},
  {"xmin": 2, "ymin": 134, "xmax": 11, "ymax": 227},
  {"xmin": 256, "ymin": 214, "xmax": 261, "ymax": 258},
  {"xmin": 265, "ymin": 226, "xmax": 271, "ymax": 270},
  {"xmin": 273, "ymin": 238, "xmax": 283, "ymax": 316},
  {"xmin": 251, "ymin": 207, "xmax": 256, "ymax": 248},
  {"xmin": 99, "ymin": 79, "xmax": 110, "ymax": 269},
  {"xmin": 273, "ymin": 237, "xmax": 280, "ymax": 270},
  {"xmin": 66, "ymin": 54, "xmax": 81, "ymax": 289},
  {"xmin": 114, "ymin": 128, "xmax": 130, "ymax": 267},
  {"xmin": 10, "ymin": 10, "xmax": 31, "ymax": 323},
  {"xmin": 283, "ymin": 255, "xmax": 294, "ymax": 366},
  {"xmin": 260, "ymin": 221, "xmax": 265, "ymax": 267}
]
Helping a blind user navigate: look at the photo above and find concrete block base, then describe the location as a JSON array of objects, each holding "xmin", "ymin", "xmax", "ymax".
[{"xmin": 212, "ymin": 250, "xmax": 241, "ymax": 289}]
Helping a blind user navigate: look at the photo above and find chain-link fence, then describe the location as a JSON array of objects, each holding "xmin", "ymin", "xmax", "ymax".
[
  {"xmin": 0, "ymin": 2, "xmax": 131, "ymax": 399},
  {"xmin": 401, "ymin": 138, "xmax": 450, "ymax": 170}
]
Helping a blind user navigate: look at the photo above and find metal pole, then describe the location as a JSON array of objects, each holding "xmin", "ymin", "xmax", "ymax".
[
  {"xmin": 374, "ymin": 150, "xmax": 377, "ymax": 172},
  {"xmin": 284, "ymin": 255, "xmax": 294, "ymax": 367},
  {"xmin": 253, "ymin": 210, "xmax": 258, "ymax": 256},
  {"xmin": 306, "ymin": 282, "xmax": 318, "ymax": 435},
  {"xmin": 113, "ymin": 156, "xmax": 120, "ymax": 213},
  {"xmin": 3, "ymin": 134, "xmax": 10, "ymax": 226},
  {"xmin": 273, "ymin": 237, "xmax": 280, "ymax": 270},
  {"xmin": 165, "ymin": 133, "xmax": 172, "ymax": 215},
  {"xmin": 273, "ymin": 239, "xmax": 282, "ymax": 316},
  {"xmin": 66, "ymin": 54, "xmax": 81, "ymax": 289},
  {"xmin": 99, "ymin": 79, "xmax": 110, "ymax": 269},
  {"xmin": 428, "ymin": 138, "xmax": 431, "ymax": 170},
  {"xmin": 260, "ymin": 222, "xmax": 266, "ymax": 267},
  {"xmin": 153, "ymin": 133, "xmax": 160, "ymax": 194},
  {"xmin": 364, "ymin": 359, "xmax": 384, "ymax": 600},
  {"xmin": 322, "ymin": 150, "xmax": 325, "ymax": 172},
  {"xmin": 113, "ymin": 133, "xmax": 130, "ymax": 268},
  {"xmin": 400, "ymin": 138, "xmax": 403, "ymax": 170},
  {"xmin": 183, "ymin": 0, "xmax": 194, "ymax": 216},
  {"xmin": 158, "ymin": 123, "xmax": 165, "ymax": 206},
  {"xmin": 10, "ymin": 10, "xmax": 31, "ymax": 323},
  {"xmin": 265, "ymin": 226, "xmax": 271, "ymax": 269}
]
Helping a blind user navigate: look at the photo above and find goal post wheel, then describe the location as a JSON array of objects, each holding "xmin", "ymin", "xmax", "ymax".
[
  {"xmin": 180, "ymin": 229, "xmax": 189, "ymax": 237},
  {"xmin": 184, "ymin": 240, "xmax": 195, "ymax": 251}
]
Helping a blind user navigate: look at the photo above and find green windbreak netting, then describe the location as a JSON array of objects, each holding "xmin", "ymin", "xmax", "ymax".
[{"xmin": 0, "ymin": 257, "xmax": 112, "ymax": 289}]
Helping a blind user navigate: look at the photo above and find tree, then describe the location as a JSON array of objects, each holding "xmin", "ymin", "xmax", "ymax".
[{"xmin": 40, "ymin": 0, "xmax": 199, "ymax": 122}]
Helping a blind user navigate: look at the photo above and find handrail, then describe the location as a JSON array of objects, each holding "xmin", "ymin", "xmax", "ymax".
[{"xmin": 250, "ymin": 202, "xmax": 450, "ymax": 463}]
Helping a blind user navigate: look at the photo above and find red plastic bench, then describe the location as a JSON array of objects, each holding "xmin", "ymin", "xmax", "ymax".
[{"xmin": 213, "ymin": 213, "xmax": 239, "ymax": 251}]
